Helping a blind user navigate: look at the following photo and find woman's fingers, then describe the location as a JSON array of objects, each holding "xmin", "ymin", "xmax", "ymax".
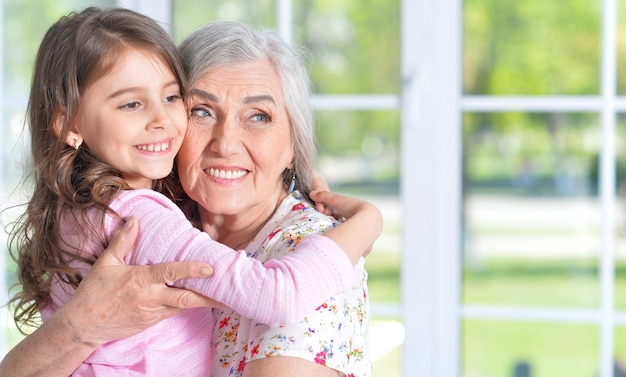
[
  {"xmin": 62, "ymin": 217, "xmax": 218, "ymax": 346},
  {"xmin": 95, "ymin": 216, "xmax": 139, "ymax": 265}
]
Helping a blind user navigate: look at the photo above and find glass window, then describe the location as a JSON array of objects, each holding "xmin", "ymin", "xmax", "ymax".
[
  {"xmin": 461, "ymin": 0, "xmax": 626, "ymax": 374},
  {"xmin": 616, "ymin": 326, "xmax": 626, "ymax": 370},
  {"xmin": 463, "ymin": 112, "xmax": 601, "ymax": 308},
  {"xmin": 614, "ymin": 115, "xmax": 626, "ymax": 312},
  {"xmin": 463, "ymin": 0, "xmax": 601, "ymax": 95},
  {"xmin": 463, "ymin": 320, "xmax": 599, "ymax": 377},
  {"xmin": 316, "ymin": 110, "xmax": 400, "ymax": 307},
  {"xmin": 617, "ymin": 0, "xmax": 626, "ymax": 95},
  {"xmin": 171, "ymin": 0, "xmax": 277, "ymax": 43},
  {"xmin": 293, "ymin": 0, "xmax": 400, "ymax": 94}
]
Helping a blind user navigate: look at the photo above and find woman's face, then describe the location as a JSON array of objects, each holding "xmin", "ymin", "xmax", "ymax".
[{"xmin": 177, "ymin": 59, "xmax": 294, "ymax": 218}]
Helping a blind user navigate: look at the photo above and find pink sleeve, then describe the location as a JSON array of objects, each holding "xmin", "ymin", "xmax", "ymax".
[{"xmin": 108, "ymin": 190, "xmax": 355, "ymax": 326}]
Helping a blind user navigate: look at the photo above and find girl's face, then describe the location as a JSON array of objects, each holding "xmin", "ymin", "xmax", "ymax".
[
  {"xmin": 69, "ymin": 49, "xmax": 187, "ymax": 189},
  {"xmin": 177, "ymin": 59, "xmax": 294, "ymax": 220}
]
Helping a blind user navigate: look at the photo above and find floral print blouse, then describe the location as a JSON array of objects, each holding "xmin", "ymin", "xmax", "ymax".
[{"xmin": 211, "ymin": 191, "xmax": 371, "ymax": 377}]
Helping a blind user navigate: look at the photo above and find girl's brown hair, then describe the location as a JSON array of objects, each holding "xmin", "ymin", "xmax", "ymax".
[{"xmin": 7, "ymin": 7, "xmax": 186, "ymax": 333}]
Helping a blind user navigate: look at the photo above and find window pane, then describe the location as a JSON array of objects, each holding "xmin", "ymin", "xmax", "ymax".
[
  {"xmin": 463, "ymin": 320, "xmax": 598, "ymax": 377},
  {"xmin": 463, "ymin": 0, "xmax": 600, "ymax": 95},
  {"xmin": 293, "ymin": 0, "xmax": 400, "ymax": 94},
  {"xmin": 614, "ymin": 115, "xmax": 626, "ymax": 311},
  {"xmin": 617, "ymin": 0, "xmax": 626, "ymax": 95},
  {"xmin": 4, "ymin": 0, "xmax": 117, "ymax": 98},
  {"xmin": 463, "ymin": 113, "xmax": 600, "ymax": 308},
  {"xmin": 316, "ymin": 109, "xmax": 400, "ymax": 303},
  {"xmin": 616, "ymin": 326, "xmax": 626, "ymax": 371},
  {"xmin": 172, "ymin": 0, "xmax": 277, "ymax": 43},
  {"xmin": 316, "ymin": 110, "xmax": 399, "ymax": 189}
]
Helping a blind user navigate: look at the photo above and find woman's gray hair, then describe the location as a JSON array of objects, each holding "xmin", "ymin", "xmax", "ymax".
[{"xmin": 179, "ymin": 20, "xmax": 316, "ymax": 197}]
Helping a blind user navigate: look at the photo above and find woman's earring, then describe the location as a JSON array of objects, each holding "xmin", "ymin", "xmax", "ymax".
[
  {"xmin": 73, "ymin": 138, "xmax": 82, "ymax": 150},
  {"xmin": 288, "ymin": 172, "xmax": 296, "ymax": 193}
]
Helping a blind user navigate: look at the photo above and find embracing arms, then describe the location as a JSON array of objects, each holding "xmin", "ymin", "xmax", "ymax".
[{"xmin": 116, "ymin": 190, "xmax": 374, "ymax": 326}]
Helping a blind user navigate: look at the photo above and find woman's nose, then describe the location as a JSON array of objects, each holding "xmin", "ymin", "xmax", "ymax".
[{"xmin": 209, "ymin": 117, "xmax": 241, "ymax": 157}]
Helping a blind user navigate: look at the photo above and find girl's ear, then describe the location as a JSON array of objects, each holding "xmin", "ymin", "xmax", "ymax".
[{"xmin": 53, "ymin": 107, "xmax": 83, "ymax": 149}]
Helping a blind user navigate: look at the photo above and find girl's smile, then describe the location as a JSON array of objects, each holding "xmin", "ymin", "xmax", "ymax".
[{"xmin": 66, "ymin": 49, "xmax": 187, "ymax": 189}]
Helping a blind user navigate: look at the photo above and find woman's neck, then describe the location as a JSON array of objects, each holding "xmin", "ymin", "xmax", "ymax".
[{"xmin": 199, "ymin": 193, "xmax": 286, "ymax": 249}]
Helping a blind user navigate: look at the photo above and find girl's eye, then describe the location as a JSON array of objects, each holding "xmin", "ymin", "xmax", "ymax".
[
  {"xmin": 120, "ymin": 101, "xmax": 140, "ymax": 110},
  {"xmin": 164, "ymin": 94, "xmax": 182, "ymax": 103}
]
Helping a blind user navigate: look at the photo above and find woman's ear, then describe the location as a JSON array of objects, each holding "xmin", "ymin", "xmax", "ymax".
[
  {"xmin": 286, "ymin": 154, "xmax": 295, "ymax": 170},
  {"xmin": 53, "ymin": 107, "xmax": 83, "ymax": 149}
]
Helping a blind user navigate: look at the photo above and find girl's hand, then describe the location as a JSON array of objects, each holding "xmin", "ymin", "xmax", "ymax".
[
  {"xmin": 310, "ymin": 191, "xmax": 382, "ymax": 261},
  {"xmin": 309, "ymin": 190, "xmax": 367, "ymax": 220},
  {"xmin": 310, "ymin": 170, "xmax": 331, "ymax": 213}
]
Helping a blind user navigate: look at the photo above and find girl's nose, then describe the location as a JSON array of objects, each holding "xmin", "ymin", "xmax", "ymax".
[{"xmin": 146, "ymin": 104, "xmax": 173, "ymax": 131}]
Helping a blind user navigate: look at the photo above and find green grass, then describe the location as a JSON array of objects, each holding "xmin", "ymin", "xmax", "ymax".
[
  {"xmin": 463, "ymin": 321, "xmax": 599, "ymax": 377},
  {"xmin": 364, "ymin": 251, "xmax": 401, "ymax": 303},
  {"xmin": 464, "ymin": 258, "xmax": 626, "ymax": 308}
]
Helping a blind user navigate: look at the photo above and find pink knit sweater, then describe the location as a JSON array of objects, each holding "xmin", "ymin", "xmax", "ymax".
[{"xmin": 42, "ymin": 189, "xmax": 355, "ymax": 376}]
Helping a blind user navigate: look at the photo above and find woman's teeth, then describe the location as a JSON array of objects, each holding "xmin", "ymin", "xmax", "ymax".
[{"xmin": 208, "ymin": 168, "xmax": 247, "ymax": 179}]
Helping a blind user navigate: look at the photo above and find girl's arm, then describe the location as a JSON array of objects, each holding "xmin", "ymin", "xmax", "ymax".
[
  {"xmin": 115, "ymin": 191, "xmax": 356, "ymax": 327},
  {"xmin": 0, "ymin": 219, "xmax": 215, "ymax": 377},
  {"xmin": 310, "ymin": 190, "xmax": 383, "ymax": 264}
]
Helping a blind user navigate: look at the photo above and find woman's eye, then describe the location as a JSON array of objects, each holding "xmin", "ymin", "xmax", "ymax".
[
  {"xmin": 251, "ymin": 113, "xmax": 269, "ymax": 122},
  {"xmin": 190, "ymin": 106, "xmax": 215, "ymax": 121},
  {"xmin": 190, "ymin": 107, "xmax": 209, "ymax": 117},
  {"xmin": 120, "ymin": 101, "xmax": 140, "ymax": 110}
]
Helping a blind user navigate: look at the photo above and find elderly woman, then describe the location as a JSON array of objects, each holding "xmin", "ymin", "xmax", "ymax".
[
  {"xmin": 178, "ymin": 20, "xmax": 371, "ymax": 376},
  {"xmin": 0, "ymin": 19, "xmax": 378, "ymax": 377}
]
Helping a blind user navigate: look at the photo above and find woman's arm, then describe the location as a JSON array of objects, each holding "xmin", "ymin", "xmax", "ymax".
[
  {"xmin": 309, "ymin": 190, "xmax": 383, "ymax": 264},
  {"xmin": 0, "ymin": 218, "xmax": 215, "ymax": 377}
]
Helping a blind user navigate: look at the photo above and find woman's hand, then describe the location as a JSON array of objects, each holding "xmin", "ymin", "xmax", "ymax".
[
  {"xmin": 64, "ymin": 216, "xmax": 218, "ymax": 346},
  {"xmin": 0, "ymin": 217, "xmax": 219, "ymax": 377}
]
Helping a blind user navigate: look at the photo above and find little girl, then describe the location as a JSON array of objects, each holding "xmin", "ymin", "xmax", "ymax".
[{"xmin": 8, "ymin": 7, "xmax": 380, "ymax": 376}]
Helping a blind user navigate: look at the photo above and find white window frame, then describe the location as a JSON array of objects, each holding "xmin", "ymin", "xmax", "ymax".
[{"xmin": 400, "ymin": 0, "xmax": 461, "ymax": 375}]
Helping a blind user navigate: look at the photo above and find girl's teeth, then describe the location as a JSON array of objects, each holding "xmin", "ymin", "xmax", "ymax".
[{"xmin": 137, "ymin": 142, "xmax": 169, "ymax": 152}]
